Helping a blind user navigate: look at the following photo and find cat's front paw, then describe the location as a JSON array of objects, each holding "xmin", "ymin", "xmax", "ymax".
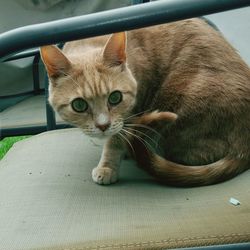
[{"xmin": 92, "ymin": 167, "xmax": 118, "ymax": 185}]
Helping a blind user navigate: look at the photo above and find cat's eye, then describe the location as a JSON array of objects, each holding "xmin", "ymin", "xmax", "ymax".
[
  {"xmin": 108, "ymin": 91, "xmax": 122, "ymax": 106},
  {"xmin": 71, "ymin": 98, "xmax": 88, "ymax": 113}
]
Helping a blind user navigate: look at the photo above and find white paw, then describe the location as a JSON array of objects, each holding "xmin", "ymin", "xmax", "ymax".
[{"xmin": 92, "ymin": 167, "xmax": 118, "ymax": 185}]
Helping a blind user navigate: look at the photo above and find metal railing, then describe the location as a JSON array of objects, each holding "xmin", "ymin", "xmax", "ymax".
[{"xmin": 1, "ymin": 0, "xmax": 250, "ymax": 138}]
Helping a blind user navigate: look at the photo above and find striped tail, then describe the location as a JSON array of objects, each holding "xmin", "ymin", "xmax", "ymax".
[{"xmin": 129, "ymin": 111, "xmax": 249, "ymax": 187}]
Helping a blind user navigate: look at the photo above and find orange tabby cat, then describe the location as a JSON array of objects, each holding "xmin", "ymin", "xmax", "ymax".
[{"xmin": 40, "ymin": 18, "xmax": 250, "ymax": 186}]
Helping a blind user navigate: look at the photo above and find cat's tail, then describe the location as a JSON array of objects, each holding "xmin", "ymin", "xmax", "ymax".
[
  {"xmin": 131, "ymin": 137, "xmax": 249, "ymax": 186},
  {"xmin": 131, "ymin": 137, "xmax": 249, "ymax": 187}
]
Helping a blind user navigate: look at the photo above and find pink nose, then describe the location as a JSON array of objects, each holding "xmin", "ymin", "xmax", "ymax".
[{"xmin": 95, "ymin": 122, "xmax": 111, "ymax": 132}]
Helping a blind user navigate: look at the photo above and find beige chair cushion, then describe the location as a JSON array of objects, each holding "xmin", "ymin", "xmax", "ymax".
[{"xmin": 0, "ymin": 128, "xmax": 249, "ymax": 250}]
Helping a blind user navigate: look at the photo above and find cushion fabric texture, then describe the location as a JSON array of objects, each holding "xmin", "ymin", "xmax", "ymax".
[{"xmin": 0, "ymin": 128, "xmax": 249, "ymax": 250}]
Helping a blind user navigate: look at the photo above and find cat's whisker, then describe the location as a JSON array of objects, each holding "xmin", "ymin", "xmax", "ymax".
[
  {"xmin": 121, "ymin": 128, "xmax": 151, "ymax": 151},
  {"xmin": 116, "ymin": 117, "xmax": 125, "ymax": 123},
  {"xmin": 118, "ymin": 132, "xmax": 135, "ymax": 156},
  {"xmin": 124, "ymin": 109, "xmax": 152, "ymax": 121},
  {"xmin": 125, "ymin": 123, "xmax": 163, "ymax": 139},
  {"xmin": 124, "ymin": 126, "xmax": 158, "ymax": 148},
  {"xmin": 113, "ymin": 121, "xmax": 123, "ymax": 129}
]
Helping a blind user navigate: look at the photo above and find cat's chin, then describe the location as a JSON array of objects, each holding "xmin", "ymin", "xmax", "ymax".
[
  {"xmin": 84, "ymin": 131, "xmax": 118, "ymax": 140},
  {"xmin": 88, "ymin": 134, "xmax": 111, "ymax": 140}
]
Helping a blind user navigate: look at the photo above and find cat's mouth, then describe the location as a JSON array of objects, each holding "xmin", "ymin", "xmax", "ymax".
[{"xmin": 83, "ymin": 125, "xmax": 123, "ymax": 139}]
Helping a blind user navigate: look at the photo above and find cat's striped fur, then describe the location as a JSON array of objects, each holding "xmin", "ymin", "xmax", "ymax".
[{"xmin": 41, "ymin": 18, "xmax": 250, "ymax": 186}]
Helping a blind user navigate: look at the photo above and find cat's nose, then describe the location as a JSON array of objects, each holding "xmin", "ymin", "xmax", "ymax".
[
  {"xmin": 95, "ymin": 113, "xmax": 111, "ymax": 132},
  {"xmin": 95, "ymin": 122, "xmax": 111, "ymax": 132}
]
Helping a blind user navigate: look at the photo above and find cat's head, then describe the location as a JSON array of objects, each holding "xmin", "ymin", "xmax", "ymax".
[{"xmin": 40, "ymin": 32, "xmax": 137, "ymax": 138}]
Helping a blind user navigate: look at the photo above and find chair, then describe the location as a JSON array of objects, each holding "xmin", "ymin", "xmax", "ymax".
[{"xmin": 0, "ymin": 1, "xmax": 250, "ymax": 249}]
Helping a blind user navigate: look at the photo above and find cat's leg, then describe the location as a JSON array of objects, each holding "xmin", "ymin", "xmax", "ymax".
[{"xmin": 92, "ymin": 136, "xmax": 125, "ymax": 185}]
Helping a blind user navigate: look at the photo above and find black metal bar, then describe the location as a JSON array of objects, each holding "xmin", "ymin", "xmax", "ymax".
[
  {"xmin": 0, "ymin": 90, "xmax": 45, "ymax": 99},
  {"xmin": 3, "ymin": 48, "xmax": 39, "ymax": 62},
  {"xmin": 0, "ymin": 91, "xmax": 34, "ymax": 99},
  {"xmin": 132, "ymin": 0, "xmax": 149, "ymax": 4},
  {"xmin": 44, "ymin": 75, "xmax": 56, "ymax": 130},
  {"xmin": 3, "ymin": 44, "xmax": 63, "ymax": 62},
  {"xmin": 0, "ymin": 0, "xmax": 249, "ymax": 61},
  {"xmin": 32, "ymin": 54, "xmax": 41, "ymax": 95},
  {"xmin": 0, "ymin": 124, "xmax": 72, "ymax": 139}
]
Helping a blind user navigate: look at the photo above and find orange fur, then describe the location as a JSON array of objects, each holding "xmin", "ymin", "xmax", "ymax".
[{"xmin": 41, "ymin": 18, "xmax": 250, "ymax": 186}]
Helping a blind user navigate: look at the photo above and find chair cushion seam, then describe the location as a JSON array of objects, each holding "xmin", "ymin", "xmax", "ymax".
[{"xmin": 59, "ymin": 232, "xmax": 250, "ymax": 250}]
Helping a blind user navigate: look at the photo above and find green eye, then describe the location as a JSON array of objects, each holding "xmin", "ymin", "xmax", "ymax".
[
  {"xmin": 71, "ymin": 98, "xmax": 88, "ymax": 113},
  {"xmin": 108, "ymin": 91, "xmax": 122, "ymax": 106}
]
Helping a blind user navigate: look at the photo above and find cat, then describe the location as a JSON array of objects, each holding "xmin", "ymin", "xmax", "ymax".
[{"xmin": 40, "ymin": 18, "xmax": 250, "ymax": 186}]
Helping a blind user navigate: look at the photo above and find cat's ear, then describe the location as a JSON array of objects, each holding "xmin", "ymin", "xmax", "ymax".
[
  {"xmin": 40, "ymin": 45, "xmax": 71, "ymax": 78},
  {"xmin": 102, "ymin": 32, "xmax": 126, "ymax": 67}
]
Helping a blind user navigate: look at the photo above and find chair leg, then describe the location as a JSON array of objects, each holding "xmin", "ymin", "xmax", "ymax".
[
  {"xmin": 44, "ymin": 75, "xmax": 56, "ymax": 130},
  {"xmin": 32, "ymin": 54, "xmax": 41, "ymax": 95},
  {"xmin": 131, "ymin": 0, "xmax": 150, "ymax": 4}
]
